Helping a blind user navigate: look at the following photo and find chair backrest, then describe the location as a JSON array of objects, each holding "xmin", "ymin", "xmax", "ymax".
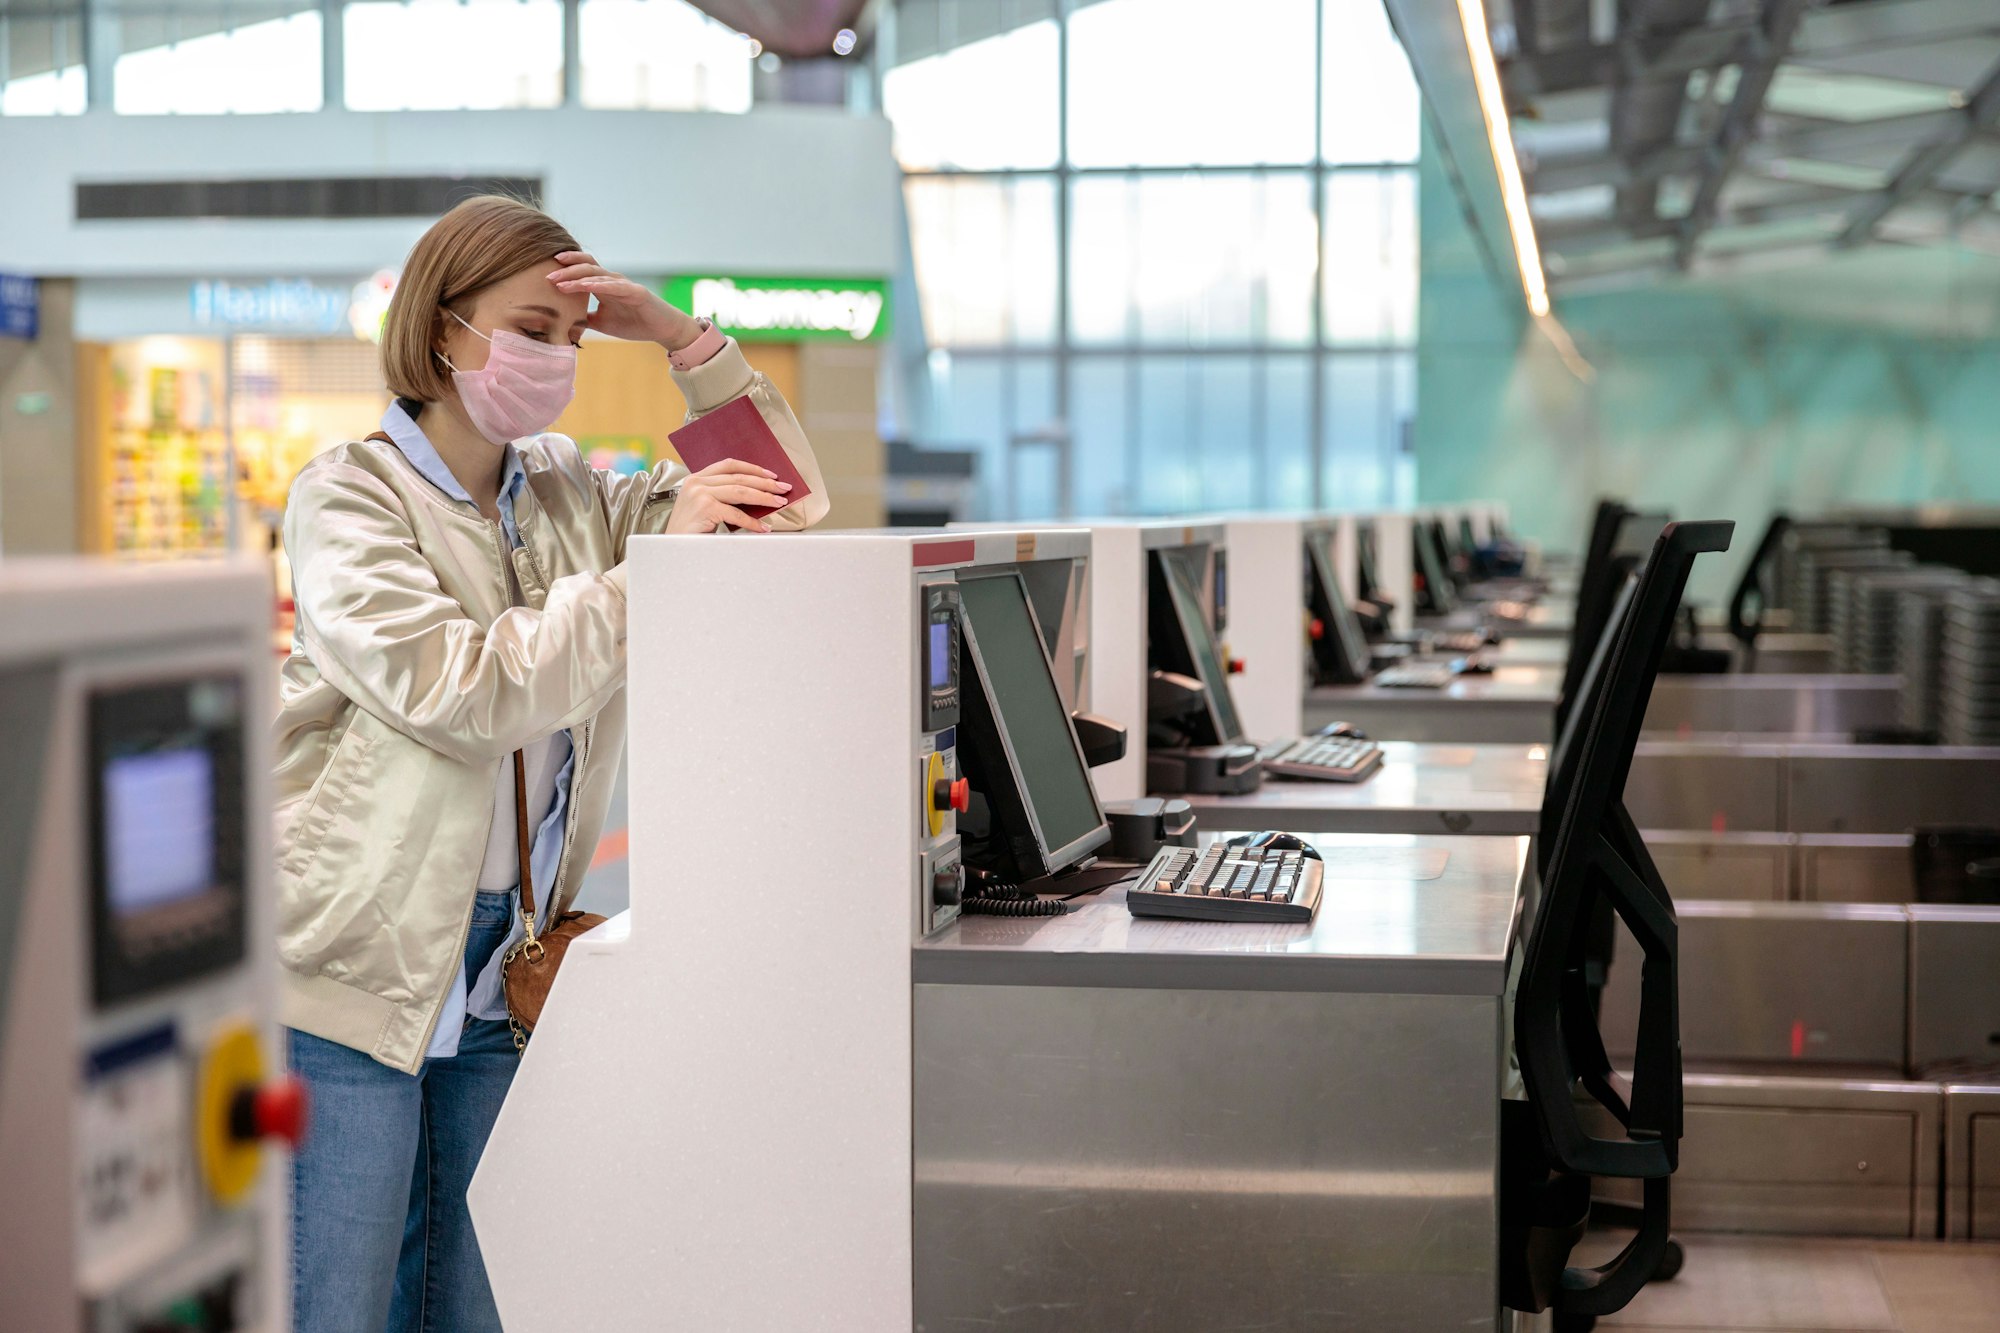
[
  {"xmin": 1539, "ymin": 569, "xmax": 1638, "ymax": 881},
  {"xmin": 1554, "ymin": 500, "xmax": 1632, "ymax": 736},
  {"xmin": 1515, "ymin": 519, "xmax": 1734, "ymax": 1312},
  {"xmin": 1727, "ymin": 512, "xmax": 1791, "ymax": 647}
]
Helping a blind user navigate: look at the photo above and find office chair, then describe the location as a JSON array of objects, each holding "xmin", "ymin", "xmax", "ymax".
[
  {"xmin": 1727, "ymin": 512, "xmax": 1792, "ymax": 651},
  {"xmin": 1502, "ymin": 520, "xmax": 1734, "ymax": 1331},
  {"xmin": 1552, "ymin": 500, "xmax": 1634, "ymax": 744}
]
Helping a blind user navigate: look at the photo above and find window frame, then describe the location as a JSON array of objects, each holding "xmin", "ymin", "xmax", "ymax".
[{"xmin": 891, "ymin": 0, "xmax": 1421, "ymax": 516}]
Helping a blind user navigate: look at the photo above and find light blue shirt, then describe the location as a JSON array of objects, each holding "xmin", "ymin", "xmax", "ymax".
[{"xmin": 379, "ymin": 402, "xmax": 576, "ymax": 1058}]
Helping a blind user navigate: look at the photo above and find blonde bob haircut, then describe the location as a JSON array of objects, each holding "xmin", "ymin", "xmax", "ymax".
[{"xmin": 380, "ymin": 195, "xmax": 580, "ymax": 403}]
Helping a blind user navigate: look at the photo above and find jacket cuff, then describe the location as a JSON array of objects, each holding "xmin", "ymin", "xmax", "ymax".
[
  {"xmin": 669, "ymin": 337, "xmax": 757, "ymax": 414},
  {"xmin": 668, "ymin": 318, "xmax": 728, "ymax": 372}
]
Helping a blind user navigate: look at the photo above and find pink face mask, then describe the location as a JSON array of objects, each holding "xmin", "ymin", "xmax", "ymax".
[{"xmin": 439, "ymin": 310, "xmax": 577, "ymax": 444}]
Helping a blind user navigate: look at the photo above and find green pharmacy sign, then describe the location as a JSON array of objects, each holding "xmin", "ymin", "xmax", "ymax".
[{"xmin": 662, "ymin": 275, "xmax": 889, "ymax": 343}]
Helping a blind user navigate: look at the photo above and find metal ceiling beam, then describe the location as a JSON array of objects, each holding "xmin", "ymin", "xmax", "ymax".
[
  {"xmin": 1505, "ymin": 21, "xmax": 1762, "ymax": 95},
  {"xmin": 1673, "ymin": 0, "xmax": 1816, "ymax": 270},
  {"xmin": 1792, "ymin": 0, "xmax": 2000, "ymax": 61},
  {"xmin": 1526, "ymin": 107, "xmax": 1979, "ymax": 196},
  {"xmin": 1838, "ymin": 56, "xmax": 2000, "ymax": 246}
]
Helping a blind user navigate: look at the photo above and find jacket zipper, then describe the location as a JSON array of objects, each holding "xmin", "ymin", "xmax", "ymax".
[{"xmin": 409, "ymin": 515, "xmax": 518, "ymax": 1068}]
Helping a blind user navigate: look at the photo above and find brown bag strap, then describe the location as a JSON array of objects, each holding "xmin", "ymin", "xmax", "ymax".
[
  {"xmin": 513, "ymin": 750, "xmax": 538, "ymax": 935},
  {"xmin": 364, "ymin": 431, "xmax": 395, "ymax": 445}
]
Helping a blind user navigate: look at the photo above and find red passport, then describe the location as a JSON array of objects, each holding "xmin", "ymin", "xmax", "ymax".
[{"xmin": 667, "ymin": 394, "xmax": 812, "ymax": 520}]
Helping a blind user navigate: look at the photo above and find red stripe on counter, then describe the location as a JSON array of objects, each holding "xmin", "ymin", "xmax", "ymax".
[
  {"xmin": 913, "ymin": 539, "xmax": 976, "ymax": 568},
  {"xmin": 591, "ymin": 827, "xmax": 630, "ymax": 870}
]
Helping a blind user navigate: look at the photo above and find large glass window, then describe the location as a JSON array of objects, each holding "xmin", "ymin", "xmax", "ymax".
[
  {"xmin": 882, "ymin": 16, "xmax": 1058, "ymax": 170},
  {"xmin": 577, "ymin": 0, "xmax": 752, "ymax": 112},
  {"xmin": 1324, "ymin": 169, "xmax": 1418, "ymax": 345},
  {"xmin": 1065, "ymin": 0, "xmax": 1316, "ymax": 168},
  {"xmin": 112, "ymin": 1, "xmax": 322, "ymax": 114},
  {"xmin": 905, "ymin": 174, "xmax": 1059, "ymax": 346},
  {"xmin": 344, "ymin": 0, "xmax": 563, "ymax": 111},
  {"xmin": 1323, "ymin": 351, "xmax": 1415, "ymax": 508},
  {"xmin": 891, "ymin": 0, "xmax": 1422, "ymax": 516},
  {"xmin": 1, "ymin": 4, "xmax": 87, "ymax": 114},
  {"xmin": 1068, "ymin": 172, "xmax": 1317, "ymax": 347},
  {"xmin": 1321, "ymin": 0, "xmax": 1421, "ymax": 164}
]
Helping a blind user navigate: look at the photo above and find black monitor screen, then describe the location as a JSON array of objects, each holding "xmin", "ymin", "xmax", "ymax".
[
  {"xmin": 958, "ymin": 572, "xmax": 1106, "ymax": 866},
  {"xmin": 1307, "ymin": 537, "xmax": 1371, "ymax": 683},
  {"xmin": 1156, "ymin": 550, "xmax": 1246, "ymax": 745},
  {"xmin": 1415, "ymin": 521, "xmax": 1457, "ymax": 613},
  {"xmin": 1357, "ymin": 523, "xmax": 1383, "ymax": 604}
]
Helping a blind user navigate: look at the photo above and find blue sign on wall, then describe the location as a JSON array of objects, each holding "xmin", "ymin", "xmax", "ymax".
[
  {"xmin": 0, "ymin": 273, "xmax": 38, "ymax": 340},
  {"xmin": 189, "ymin": 278, "xmax": 348, "ymax": 334}
]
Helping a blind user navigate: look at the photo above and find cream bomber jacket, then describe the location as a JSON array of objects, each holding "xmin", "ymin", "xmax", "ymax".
[{"xmin": 273, "ymin": 339, "xmax": 828, "ymax": 1071}]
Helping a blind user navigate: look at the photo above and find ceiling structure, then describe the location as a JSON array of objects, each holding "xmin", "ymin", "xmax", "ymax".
[{"xmin": 1492, "ymin": 0, "xmax": 2000, "ymax": 293}]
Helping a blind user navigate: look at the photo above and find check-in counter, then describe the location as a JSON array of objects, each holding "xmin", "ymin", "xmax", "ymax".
[
  {"xmin": 471, "ymin": 530, "xmax": 1540, "ymax": 1333},
  {"xmin": 1628, "ymin": 741, "xmax": 2000, "ymax": 838},
  {"xmin": 1181, "ymin": 741, "xmax": 1548, "ymax": 836},
  {"xmin": 1643, "ymin": 673, "xmax": 1902, "ymax": 737},
  {"xmin": 1945, "ymin": 1083, "xmax": 2000, "ymax": 1240},
  {"xmin": 1589, "ymin": 1074, "xmax": 1943, "ymax": 1239},
  {"xmin": 1641, "ymin": 830, "xmax": 1793, "ymax": 900},
  {"xmin": 1304, "ymin": 665, "xmax": 1563, "ymax": 742}
]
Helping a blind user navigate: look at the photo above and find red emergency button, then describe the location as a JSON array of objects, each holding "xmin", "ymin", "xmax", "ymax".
[
  {"xmin": 230, "ymin": 1076, "xmax": 309, "ymax": 1149},
  {"xmin": 1308, "ymin": 618, "xmax": 1326, "ymax": 641},
  {"xmin": 1227, "ymin": 658, "xmax": 1246, "ymax": 675},
  {"xmin": 933, "ymin": 777, "xmax": 972, "ymax": 815}
]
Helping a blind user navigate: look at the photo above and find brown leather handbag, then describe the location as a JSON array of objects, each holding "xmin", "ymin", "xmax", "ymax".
[{"xmin": 501, "ymin": 750, "xmax": 606, "ymax": 1050}]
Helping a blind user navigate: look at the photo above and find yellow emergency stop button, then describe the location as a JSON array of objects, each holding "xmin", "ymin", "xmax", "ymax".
[
  {"xmin": 926, "ymin": 751, "xmax": 948, "ymax": 838},
  {"xmin": 198, "ymin": 1023, "xmax": 266, "ymax": 1206}
]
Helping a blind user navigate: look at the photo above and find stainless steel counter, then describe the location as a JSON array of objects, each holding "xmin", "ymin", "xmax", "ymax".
[
  {"xmin": 1182, "ymin": 742, "xmax": 1548, "ymax": 836},
  {"xmin": 912, "ymin": 832, "xmax": 1531, "ymax": 1331},
  {"xmin": 1491, "ymin": 636, "xmax": 1569, "ymax": 666},
  {"xmin": 914, "ymin": 833, "xmax": 1529, "ymax": 997},
  {"xmin": 1304, "ymin": 665, "xmax": 1563, "ymax": 742},
  {"xmin": 1644, "ymin": 673, "xmax": 1902, "ymax": 736}
]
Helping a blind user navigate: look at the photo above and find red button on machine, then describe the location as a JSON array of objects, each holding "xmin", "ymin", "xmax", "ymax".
[
  {"xmin": 933, "ymin": 777, "xmax": 972, "ymax": 815},
  {"xmin": 1308, "ymin": 618, "xmax": 1325, "ymax": 641},
  {"xmin": 1227, "ymin": 658, "xmax": 1246, "ymax": 675},
  {"xmin": 230, "ymin": 1075, "xmax": 309, "ymax": 1149}
]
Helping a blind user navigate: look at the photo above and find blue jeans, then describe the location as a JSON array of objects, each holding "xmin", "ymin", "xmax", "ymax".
[{"xmin": 289, "ymin": 890, "xmax": 519, "ymax": 1333}]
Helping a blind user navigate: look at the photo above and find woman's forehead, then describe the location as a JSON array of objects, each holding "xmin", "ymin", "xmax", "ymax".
[{"xmin": 481, "ymin": 264, "xmax": 588, "ymax": 321}]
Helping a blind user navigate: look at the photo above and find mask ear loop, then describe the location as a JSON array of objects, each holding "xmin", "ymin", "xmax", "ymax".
[{"xmin": 436, "ymin": 306, "xmax": 484, "ymax": 374}]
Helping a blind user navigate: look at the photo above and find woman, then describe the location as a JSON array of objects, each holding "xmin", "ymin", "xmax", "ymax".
[{"xmin": 273, "ymin": 195, "xmax": 827, "ymax": 1332}]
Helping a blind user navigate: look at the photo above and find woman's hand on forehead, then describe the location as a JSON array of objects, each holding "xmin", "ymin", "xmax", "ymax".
[{"xmin": 547, "ymin": 251, "xmax": 704, "ymax": 350}]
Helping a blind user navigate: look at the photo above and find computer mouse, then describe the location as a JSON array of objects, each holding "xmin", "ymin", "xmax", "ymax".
[
  {"xmin": 1235, "ymin": 831, "xmax": 1323, "ymax": 861},
  {"xmin": 1314, "ymin": 720, "xmax": 1367, "ymax": 740}
]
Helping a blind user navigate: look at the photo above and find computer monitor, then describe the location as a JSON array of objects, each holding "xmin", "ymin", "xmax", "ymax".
[
  {"xmin": 1356, "ymin": 521, "xmax": 1384, "ymax": 605},
  {"xmin": 1148, "ymin": 548, "xmax": 1247, "ymax": 747},
  {"xmin": 1305, "ymin": 535, "xmax": 1372, "ymax": 685},
  {"xmin": 956, "ymin": 570, "xmax": 1111, "ymax": 883},
  {"xmin": 1458, "ymin": 515, "xmax": 1479, "ymax": 565},
  {"xmin": 1414, "ymin": 520, "xmax": 1458, "ymax": 615}
]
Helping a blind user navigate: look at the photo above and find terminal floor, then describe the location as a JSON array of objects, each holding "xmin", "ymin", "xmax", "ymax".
[{"xmin": 1581, "ymin": 1232, "xmax": 2000, "ymax": 1331}]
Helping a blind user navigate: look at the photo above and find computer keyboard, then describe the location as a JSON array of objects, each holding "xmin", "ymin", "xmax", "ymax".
[
  {"xmin": 1127, "ymin": 843, "xmax": 1324, "ymax": 923},
  {"xmin": 1373, "ymin": 662, "xmax": 1456, "ymax": 689},
  {"xmin": 1260, "ymin": 734, "xmax": 1384, "ymax": 782},
  {"xmin": 1430, "ymin": 630, "xmax": 1489, "ymax": 655}
]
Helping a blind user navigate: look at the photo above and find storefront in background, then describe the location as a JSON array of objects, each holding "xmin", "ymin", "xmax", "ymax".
[
  {"xmin": 72, "ymin": 269, "xmax": 892, "ymax": 569},
  {"xmin": 75, "ymin": 275, "xmax": 398, "ymax": 563}
]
